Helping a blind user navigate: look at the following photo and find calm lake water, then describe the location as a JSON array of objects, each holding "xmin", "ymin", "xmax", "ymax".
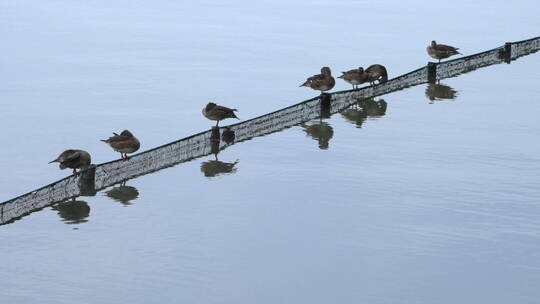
[{"xmin": 2, "ymin": 1, "xmax": 540, "ymax": 303}]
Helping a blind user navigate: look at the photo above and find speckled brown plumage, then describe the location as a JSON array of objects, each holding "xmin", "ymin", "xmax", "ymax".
[
  {"xmin": 300, "ymin": 67, "xmax": 335, "ymax": 93},
  {"xmin": 427, "ymin": 40, "xmax": 461, "ymax": 62},
  {"xmin": 365, "ymin": 64, "xmax": 388, "ymax": 86},
  {"xmin": 338, "ymin": 67, "xmax": 367, "ymax": 89},
  {"xmin": 101, "ymin": 130, "xmax": 140, "ymax": 160},
  {"xmin": 202, "ymin": 102, "xmax": 239, "ymax": 127},
  {"xmin": 49, "ymin": 149, "xmax": 91, "ymax": 175}
]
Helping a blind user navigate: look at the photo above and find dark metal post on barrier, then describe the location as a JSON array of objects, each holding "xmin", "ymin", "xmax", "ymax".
[
  {"xmin": 320, "ymin": 93, "xmax": 331, "ymax": 108},
  {"xmin": 320, "ymin": 93, "xmax": 331, "ymax": 119},
  {"xmin": 504, "ymin": 42, "xmax": 512, "ymax": 63},
  {"xmin": 210, "ymin": 140, "xmax": 220, "ymax": 155},
  {"xmin": 221, "ymin": 127, "xmax": 235, "ymax": 144},
  {"xmin": 499, "ymin": 42, "xmax": 512, "ymax": 63},
  {"xmin": 210, "ymin": 126, "xmax": 220, "ymax": 142},
  {"xmin": 79, "ymin": 165, "xmax": 96, "ymax": 196},
  {"xmin": 427, "ymin": 62, "xmax": 437, "ymax": 83}
]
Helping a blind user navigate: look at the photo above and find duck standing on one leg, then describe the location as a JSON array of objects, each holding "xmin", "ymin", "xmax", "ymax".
[
  {"xmin": 300, "ymin": 66, "xmax": 335, "ymax": 94},
  {"xmin": 202, "ymin": 102, "xmax": 239, "ymax": 127},
  {"xmin": 49, "ymin": 149, "xmax": 91, "ymax": 175},
  {"xmin": 365, "ymin": 64, "xmax": 388, "ymax": 87},
  {"xmin": 338, "ymin": 67, "xmax": 367, "ymax": 90},
  {"xmin": 427, "ymin": 40, "xmax": 461, "ymax": 63},
  {"xmin": 101, "ymin": 130, "xmax": 140, "ymax": 160}
]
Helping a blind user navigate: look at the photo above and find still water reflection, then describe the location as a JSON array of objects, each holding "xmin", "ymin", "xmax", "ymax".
[
  {"xmin": 425, "ymin": 83, "xmax": 458, "ymax": 103},
  {"xmin": 200, "ymin": 151, "xmax": 239, "ymax": 178},
  {"xmin": 51, "ymin": 199, "xmax": 90, "ymax": 224},
  {"xmin": 301, "ymin": 120, "xmax": 334, "ymax": 150},
  {"xmin": 341, "ymin": 98, "xmax": 388, "ymax": 128},
  {"xmin": 105, "ymin": 181, "xmax": 140, "ymax": 206}
]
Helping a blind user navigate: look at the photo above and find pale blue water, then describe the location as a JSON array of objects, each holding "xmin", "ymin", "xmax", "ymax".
[{"xmin": 1, "ymin": 1, "xmax": 540, "ymax": 303}]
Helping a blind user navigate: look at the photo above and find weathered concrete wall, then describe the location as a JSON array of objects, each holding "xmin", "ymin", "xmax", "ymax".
[{"xmin": 2, "ymin": 36, "xmax": 539, "ymax": 226}]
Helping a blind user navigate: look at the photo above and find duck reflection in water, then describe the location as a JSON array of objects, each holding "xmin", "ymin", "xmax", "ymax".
[
  {"xmin": 301, "ymin": 119, "xmax": 334, "ymax": 150},
  {"xmin": 341, "ymin": 98, "xmax": 387, "ymax": 128},
  {"xmin": 425, "ymin": 83, "xmax": 458, "ymax": 103},
  {"xmin": 52, "ymin": 198, "xmax": 90, "ymax": 224},
  {"xmin": 105, "ymin": 181, "xmax": 139, "ymax": 206},
  {"xmin": 201, "ymin": 141, "xmax": 238, "ymax": 178}
]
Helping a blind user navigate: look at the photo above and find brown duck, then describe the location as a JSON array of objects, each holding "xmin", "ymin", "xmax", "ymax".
[
  {"xmin": 338, "ymin": 67, "xmax": 367, "ymax": 89},
  {"xmin": 49, "ymin": 149, "xmax": 91, "ymax": 175},
  {"xmin": 101, "ymin": 130, "xmax": 140, "ymax": 160},
  {"xmin": 300, "ymin": 66, "xmax": 335, "ymax": 93},
  {"xmin": 202, "ymin": 102, "xmax": 239, "ymax": 127},
  {"xmin": 427, "ymin": 41, "xmax": 461, "ymax": 62},
  {"xmin": 365, "ymin": 64, "xmax": 388, "ymax": 86}
]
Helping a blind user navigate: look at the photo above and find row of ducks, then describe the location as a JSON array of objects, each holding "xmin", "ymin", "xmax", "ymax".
[
  {"xmin": 300, "ymin": 64, "xmax": 389, "ymax": 92},
  {"xmin": 48, "ymin": 130, "xmax": 141, "ymax": 174},
  {"xmin": 298, "ymin": 40, "xmax": 460, "ymax": 92},
  {"xmin": 49, "ymin": 40, "xmax": 460, "ymax": 175},
  {"xmin": 48, "ymin": 103, "xmax": 241, "ymax": 175}
]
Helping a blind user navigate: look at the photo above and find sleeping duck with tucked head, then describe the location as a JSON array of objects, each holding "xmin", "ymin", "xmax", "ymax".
[
  {"xmin": 202, "ymin": 102, "xmax": 239, "ymax": 127},
  {"xmin": 101, "ymin": 130, "xmax": 140, "ymax": 160},
  {"xmin": 365, "ymin": 64, "xmax": 388, "ymax": 87},
  {"xmin": 338, "ymin": 67, "xmax": 367, "ymax": 90}
]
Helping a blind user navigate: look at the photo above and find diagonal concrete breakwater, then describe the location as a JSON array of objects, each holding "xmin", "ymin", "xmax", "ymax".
[{"xmin": 1, "ymin": 36, "xmax": 539, "ymax": 226}]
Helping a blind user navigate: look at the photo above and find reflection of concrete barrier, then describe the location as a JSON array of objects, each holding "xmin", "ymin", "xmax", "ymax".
[{"xmin": 1, "ymin": 36, "xmax": 539, "ymax": 226}]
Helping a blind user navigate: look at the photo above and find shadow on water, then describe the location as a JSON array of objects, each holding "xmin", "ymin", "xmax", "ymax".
[
  {"xmin": 200, "ymin": 140, "xmax": 239, "ymax": 178},
  {"xmin": 341, "ymin": 98, "xmax": 388, "ymax": 128},
  {"xmin": 52, "ymin": 198, "xmax": 90, "ymax": 225},
  {"xmin": 105, "ymin": 181, "xmax": 139, "ymax": 206},
  {"xmin": 425, "ymin": 83, "xmax": 458, "ymax": 103}
]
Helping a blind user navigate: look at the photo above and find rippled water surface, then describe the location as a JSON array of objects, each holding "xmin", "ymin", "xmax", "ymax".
[{"xmin": 1, "ymin": 1, "xmax": 540, "ymax": 303}]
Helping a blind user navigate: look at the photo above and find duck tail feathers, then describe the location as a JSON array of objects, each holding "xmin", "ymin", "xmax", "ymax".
[{"xmin": 380, "ymin": 68, "xmax": 388, "ymax": 83}]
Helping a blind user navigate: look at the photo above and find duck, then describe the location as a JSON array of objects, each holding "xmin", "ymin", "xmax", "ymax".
[
  {"xmin": 49, "ymin": 149, "xmax": 91, "ymax": 175},
  {"xmin": 202, "ymin": 102, "xmax": 239, "ymax": 127},
  {"xmin": 300, "ymin": 66, "xmax": 335, "ymax": 93},
  {"xmin": 101, "ymin": 130, "xmax": 140, "ymax": 160},
  {"xmin": 365, "ymin": 64, "xmax": 388, "ymax": 86},
  {"xmin": 337, "ymin": 67, "xmax": 367, "ymax": 90},
  {"xmin": 427, "ymin": 40, "xmax": 461, "ymax": 62}
]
